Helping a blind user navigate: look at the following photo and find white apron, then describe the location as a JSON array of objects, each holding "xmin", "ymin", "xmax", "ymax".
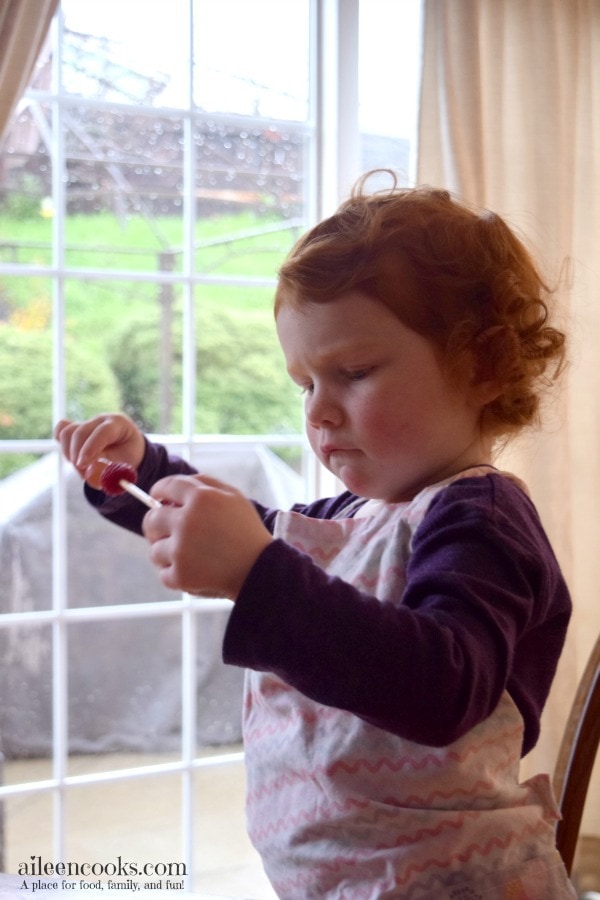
[{"xmin": 242, "ymin": 472, "xmax": 575, "ymax": 898}]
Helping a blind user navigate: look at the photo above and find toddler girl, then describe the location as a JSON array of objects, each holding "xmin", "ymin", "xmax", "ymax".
[{"xmin": 55, "ymin": 174, "xmax": 576, "ymax": 898}]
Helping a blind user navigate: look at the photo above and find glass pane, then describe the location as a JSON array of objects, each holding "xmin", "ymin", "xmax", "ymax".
[
  {"xmin": 195, "ymin": 607, "xmax": 244, "ymax": 750},
  {"xmin": 265, "ymin": 439, "xmax": 307, "ymax": 500},
  {"xmin": 62, "ymin": 0, "xmax": 190, "ymax": 109},
  {"xmin": 64, "ymin": 107, "xmax": 184, "ymax": 272},
  {"xmin": 359, "ymin": 0, "xmax": 422, "ymax": 185},
  {"xmin": 193, "ymin": 759, "xmax": 276, "ymax": 897},
  {"xmin": 0, "ymin": 465, "xmax": 56, "ymax": 617},
  {"xmin": 193, "ymin": 0, "xmax": 310, "ymax": 122},
  {"xmin": 0, "ymin": 624, "xmax": 54, "ymax": 763},
  {"xmin": 0, "ymin": 276, "xmax": 53, "ymax": 450},
  {"xmin": 193, "ymin": 119, "xmax": 306, "ymax": 268},
  {"xmin": 66, "ymin": 618, "xmax": 182, "ymax": 774},
  {"xmin": 195, "ymin": 285, "xmax": 302, "ymax": 436},
  {"xmin": 64, "ymin": 774, "xmax": 183, "ymax": 882},
  {"xmin": 3, "ymin": 788, "xmax": 54, "ymax": 871},
  {"xmin": 65, "ymin": 278, "xmax": 183, "ymax": 433},
  {"xmin": 0, "ymin": 101, "xmax": 53, "ymax": 265},
  {"xmin": 65, "ymin": 488, "xmax": 172, "ymax": 613}
]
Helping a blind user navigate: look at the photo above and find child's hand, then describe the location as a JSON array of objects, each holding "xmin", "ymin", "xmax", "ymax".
[
  {"xmin": 53, "ymin": 414, "xmax": 146, "ymax": 489},
  {"xmin": 142, "ymin": 473, "xmax": 273, "ymax": 600}
]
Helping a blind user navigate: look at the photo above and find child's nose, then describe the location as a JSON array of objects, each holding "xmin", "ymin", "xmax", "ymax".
[{"xmin": 305, "ymin": 387, "xmax": 342, "ymax": 428}]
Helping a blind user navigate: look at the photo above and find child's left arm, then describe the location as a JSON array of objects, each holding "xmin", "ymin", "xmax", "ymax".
[{"xmin": 221, "ymin": 476, "xmax": 571, "ymax": 751}]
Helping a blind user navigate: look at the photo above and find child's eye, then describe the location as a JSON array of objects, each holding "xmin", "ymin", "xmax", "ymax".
[{"xmin": 344, "ymin": 368, "xmax": 372, "ymax": 382}]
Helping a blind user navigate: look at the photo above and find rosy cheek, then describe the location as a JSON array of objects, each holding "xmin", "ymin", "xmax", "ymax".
[{"xmin": 366, "ymin": 409, "xmax": 408, "ymax": 447}]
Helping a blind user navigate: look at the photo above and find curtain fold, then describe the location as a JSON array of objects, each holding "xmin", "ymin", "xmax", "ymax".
[
  {"xmin": 417, "ymin": 0, "xmax": 600, "ymax": 841},
  {"xmin": 0, "ymin": 0, "xmax": 58, "ymax": 143}
]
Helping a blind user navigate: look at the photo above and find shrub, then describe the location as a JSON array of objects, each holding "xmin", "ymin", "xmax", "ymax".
[
  {"xmin": 0, "ymin": 326, "xmax": 120, "ymax": 478},
  {"xmin": 109, "ymin": 300, "xmax": 302, "ymax": 435}
]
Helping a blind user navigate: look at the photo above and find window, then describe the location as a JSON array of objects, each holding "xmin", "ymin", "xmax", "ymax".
[{"xmin": 0, "ymin": 1, "xmax": 422, "ymax": 894}]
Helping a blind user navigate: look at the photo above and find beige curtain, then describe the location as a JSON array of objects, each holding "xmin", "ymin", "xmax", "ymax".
[
  {"xmin": 0, "ymin": 0, "xmax": 58, "ymax": 143},
  {"xmin": 417, "ymin": 0, "xmax": 600, "ymax": 838}
]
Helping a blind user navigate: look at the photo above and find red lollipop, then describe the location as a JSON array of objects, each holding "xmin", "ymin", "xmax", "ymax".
[
  {"xmin": 100, "ymin": 461, "xmax": 138, "ymax": 496},
  {"xmin": 85, "ymin": 457, "xmax": 161, "ymax": 509}
]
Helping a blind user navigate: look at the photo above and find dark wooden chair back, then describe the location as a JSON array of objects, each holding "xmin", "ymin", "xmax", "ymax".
[{"xmin": 552, "ymin": 634, "xmax": 600, "ymax": 875}]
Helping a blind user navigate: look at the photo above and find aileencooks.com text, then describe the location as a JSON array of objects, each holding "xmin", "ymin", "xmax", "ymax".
[{"xmin": 18, "ymin": 856, "xmax": 187, "ymax": 878}]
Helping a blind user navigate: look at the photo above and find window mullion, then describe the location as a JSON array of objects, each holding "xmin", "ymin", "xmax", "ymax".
[
  {"xmin": 181, "ymin": 3, "xmax": 197, "ymax": 886},
  {"xmin": 50, "ymin": 1, "xmax": 68, "ymax": 866},
  {"xmin": 315, "ymin": 0, "xmax": 360, "ymax": 219}
]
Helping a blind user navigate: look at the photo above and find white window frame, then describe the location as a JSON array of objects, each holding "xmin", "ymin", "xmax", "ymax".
[{"xmin": 0, "ymin": 0, "xmax": 360, "ymax": 888}]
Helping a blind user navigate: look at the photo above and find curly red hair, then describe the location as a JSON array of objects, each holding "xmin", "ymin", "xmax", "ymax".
[{"xmin": 275, "ymin": 172, "xmax": 566, "ymax": 442}]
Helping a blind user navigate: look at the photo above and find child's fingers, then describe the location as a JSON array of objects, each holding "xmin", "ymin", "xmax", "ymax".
[
  {"xmin": 54, "ymin": 414, "xmax": 144, "ymax": 478},
  {"xmin": 74, "ymin": 415, "xmax": 125, "ymax": 468},
  {"xmin": 149, "ymin": 473, "xmax": 234, "ymax": 505},
  {"xmin": 53, "ymin": 418, "xmax": 84, "ymax": 465},
  {"xmin": 53, "ymin": 418, "xmax": 73, "ymax": 443}
]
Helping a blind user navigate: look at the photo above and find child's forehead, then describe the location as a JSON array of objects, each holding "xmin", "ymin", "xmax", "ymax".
[
  {"xmin": 276, "ymin": 292, "xmax": 420, "ymax": 359},
  {"xmin": 277, "ymin": 290, "xmax": 397, "ymax": 330}
]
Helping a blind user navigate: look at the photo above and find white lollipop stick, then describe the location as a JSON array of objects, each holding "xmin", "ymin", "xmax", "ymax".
[
  {"xmin": 97, "ymin": 457, "xmax": 162, "ymax": 509},
  {"xmin": 119, "ymin": 480, "xmax": 162, "ymax": 509}
]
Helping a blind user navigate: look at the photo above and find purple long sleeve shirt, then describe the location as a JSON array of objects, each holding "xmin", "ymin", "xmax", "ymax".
[{"xmin": 85, "ymin": 441, "xmax": 571, "ymax": 755}]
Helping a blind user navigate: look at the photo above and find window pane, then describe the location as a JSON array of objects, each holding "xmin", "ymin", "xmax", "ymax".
[
  {"xmin": 0, "ymin": 624, "xmax": 54, "ymax": 763},
  {"xmin": 0, "ymin": 276, "xmax": 53, "ymax": 449},
  {"xmin": 0, "ymin": 462, "xmax": 56, "ymax": 622},
  {"xmin": 65, "ymin": 278, "xmax": 183, "ymax": 433},
  {"xmin": 359, "ymin": 0, "xmax": 422, "ymax": 185},
  {"xmin": 64, "ymin": 502, "xmax": 173, "ymax": 612},
  {"xmin": 64, "ymin": 774, "xmax": 183, "ymax": 878},
  {"xmin": 0, "ymin": 102, "xmax": 53, "ymax": 265},
  {"xmin": 3, "ymin": 788, "xmax": 54, "ymax": 869},
  {"xmin": 64, "ymin": 108, "xmax": 185, "ymax": 273},
  {"xmin": 193, "ymin": 0, "xmax": 310, "ymax": 121},
  {"xmin": 193, "ymin": 120, "xmax": 306, "ymax": 275},
  {"xmin": 67, "ymin": 618, "xmax": 182, "ymax": 774},
  {"xmin": 195, "ymin": 285, "xmax": 301, "ymax": 436},
  {"xmin": 194, "ymin": 760, "xmax": 276, "ymax": 897},
  {"xmin": 62, "ymin": 0, "xmax": 191, "ymax": 109},
  {"xmin": 195, "ymin": 607, "xmax": 244, "ymax": 749}
]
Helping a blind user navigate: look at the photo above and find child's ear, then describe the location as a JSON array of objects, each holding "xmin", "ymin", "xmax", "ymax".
[
  {"xmin": 467, "ymin": 325, "xmax": 512, "ymax": 407},
  {"xmin": 468, "ymin": 375, "xmax": 504, "ymax": 408}
]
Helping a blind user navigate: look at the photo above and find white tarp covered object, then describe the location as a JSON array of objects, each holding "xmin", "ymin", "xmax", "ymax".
[{"xmin": 0, "ymin": 444, "xmax": 303, "ymax": 758}]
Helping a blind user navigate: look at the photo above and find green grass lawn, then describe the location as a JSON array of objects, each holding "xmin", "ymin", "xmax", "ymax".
[
  {"xmin": 0, "ymin": 208, "xmax": 300, "ymax": 329},
  {"xmin": 0, "ymin": 208, "xmax": 299, "ymax": 287}
]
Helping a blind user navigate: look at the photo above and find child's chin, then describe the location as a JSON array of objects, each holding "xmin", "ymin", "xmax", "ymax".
[{"xmin": 337, "ymin": 469, "xmax": 377, "ymax": 499}]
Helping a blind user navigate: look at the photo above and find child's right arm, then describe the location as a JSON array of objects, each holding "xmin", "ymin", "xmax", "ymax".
[
  {"xmin": 54, "ymin": 413, "xmax": 146, "ymax": 489},
  {"xmin": 54, "ymin": 413, "xmax": 274, "ymax": 598},
  {"xmin": 54, "ymin": 413, "xmax": 200, "ymax": 536}
]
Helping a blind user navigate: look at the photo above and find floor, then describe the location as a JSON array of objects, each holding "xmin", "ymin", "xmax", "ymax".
[{"xmin": 2, "ymin": 751, "xmax": 277, "ymax": 899}]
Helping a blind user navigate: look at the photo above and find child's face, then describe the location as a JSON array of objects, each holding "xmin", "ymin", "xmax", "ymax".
[{"xmin": 276, "ymin": 290, "xmax": 492, "ymax": 502}]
